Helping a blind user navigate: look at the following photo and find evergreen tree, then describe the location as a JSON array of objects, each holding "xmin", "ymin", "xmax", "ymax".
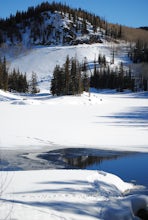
[
  {"xmin": 118, "ymin": 25, "xmax": 122, "ymax": 38},
  {"xmin": 111, "ymin": 47, "xmax": 115, "ymax": 64},
  {"xmin": 8, "ymin": 68, "xmax": 28, "ymax": 93},
  {"xmin": 51, "ymin": 65, "xmax": 65, "ymax": 96},
  {"xmin": 102, "ymin": 55, "xmax": 106, "ymax": 67},
  {"xmin": 2, "ymin": 57, "xmax": 8, "ymax": 91},
  {"xmin": 30, "ymin": 72, "xmax": 39, "ymax": 94},
  {"xmin": 51, "ymin": 56, "xmax": 89, "ymax": 96},
  {"xmin": 98, "ymin": 54, "xmax": 102, "ymax": 65},
  {"xmin": 64, "ymin": 55, "xmax": 70, "ymax": 95},
  {"xmin": 70, "ymin": 57, "xmax": 77, "ymax": 95},
  {"xmin": 118, "ymin": 62, "xmax": 124, "ymax": 91},
  {"xmin": 8, "ymin": 68, "xmax": 17, "ymax": 91},
  {"xmin": 82, "ymin": 59, "xmax": 89, "ymax": 92},
  {"xmin": 51, "ymin": 65, "xmax": 59, "ymax": 96},
  {"xmin": 77, "ymin": 61, "xmax": 83, "ymax": 95},
  {"xmin": 81, "ymin": 18, "xmax": 88, "ymax": 35},
  {"xmin": 0, "ymin": 57, "xmax": 8, "ymax": 91}
]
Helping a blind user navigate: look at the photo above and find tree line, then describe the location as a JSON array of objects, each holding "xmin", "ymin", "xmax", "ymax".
[
  {"xmin": 90, "ymin": 61, "xmax": 134, "ymax": 92},
  {"xmin": 1, "ymin": 54, "xmax": 147, "ymax": 95},
  {"xmin": 51, "ymin": 56, "xmax": 89, "ymax": 96},
  {"xmin": 51, "ymin": 55, "xmax": 136, "ymax": 96},
  {"xmin": 0, "ymin": 57, "xmax": 38, "ymax": 93}
]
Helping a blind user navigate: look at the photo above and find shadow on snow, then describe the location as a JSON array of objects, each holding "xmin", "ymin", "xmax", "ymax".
[
  {"xmin": 0, "ymin": 179, "xmax": 122, "ymax": 219},
  {"xmin": 98, "ymin": 106, "xmax": 148, "ymax": 127}
]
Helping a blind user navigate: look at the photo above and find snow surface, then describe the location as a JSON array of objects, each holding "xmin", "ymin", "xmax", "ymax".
[
  {"xmin": 0, "ymin": 42, "xmax": 148, "ymax": 219},
  {"xmin": 0, "ymin": 89, "xmax": 148, "ymax": 219},
  {"xmin": 0, "ymin": 90, "xmax": 148, "ymax": 152},
  {"xmin": 0, "ymin": 169, "xmax": 147, "ymax": 220}
]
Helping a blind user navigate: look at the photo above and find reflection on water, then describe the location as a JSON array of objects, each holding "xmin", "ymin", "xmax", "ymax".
[
  {"xmin": 38, "ymin": 148, "xmax": 148, "ymax": 192},
  {"xmin": 64, "ymin": 152, "xmax": 128, "ymax": 169},
  {"xmin": 2, "ymin": 147, "xmax": 147, "ymax": 193},
  {"xmin": 38, "ymin": 148, "xmax": 130, "ymax": 169}
]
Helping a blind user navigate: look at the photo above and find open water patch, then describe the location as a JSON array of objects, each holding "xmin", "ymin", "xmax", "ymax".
[
  {"xmin": 1, "ymin": 147, "xmax": 148, "ymax": 194},
  {"xmin": 38, "ymin": 148, "xmax": 148, "ymax": 194}
]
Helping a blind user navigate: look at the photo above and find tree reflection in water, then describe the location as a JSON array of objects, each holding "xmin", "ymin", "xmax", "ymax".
[
  {"xmin": 38, "ymin": 148, "xmax": 132, "ymax": 169},
  {"xmin": 63, "ymin": 152, "xmax": 131, "ymax": 169}
]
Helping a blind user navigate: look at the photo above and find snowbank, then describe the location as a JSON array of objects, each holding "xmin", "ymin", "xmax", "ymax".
[{"xmin": 0, "ymin": 170, "xmax": 147, "ymax": 220}]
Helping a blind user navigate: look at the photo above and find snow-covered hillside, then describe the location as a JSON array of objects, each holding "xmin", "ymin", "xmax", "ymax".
[
  {"xmin": 0, "ymin": 1, "xmax": 132, "ymax": 92},
  {"xmin": 1, "ymin": 7, "xmax": 104, "ymax": 47},
  {"xmin": 7, "ymin": 42, "xmax": 131, "ymax": 90}
]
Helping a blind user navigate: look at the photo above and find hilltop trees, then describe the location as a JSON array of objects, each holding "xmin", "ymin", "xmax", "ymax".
[
  {"xmin": 0, "ymin": 0, "xmax": 148, "ymax": 49},
  {"xmin": 0, "ymin": 1, "xmax": 128, "ymax": 47}
]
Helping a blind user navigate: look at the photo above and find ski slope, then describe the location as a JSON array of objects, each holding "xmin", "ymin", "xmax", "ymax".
[{"xmin": 8, "ymin": 42, "xmax": 131, "ymax": 90}]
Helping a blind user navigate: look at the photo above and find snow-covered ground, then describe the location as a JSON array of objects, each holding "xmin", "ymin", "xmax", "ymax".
[
  {"xmin": 0, "ymin": 89, "xmax": 148, "ymax": 219},
  {"xmin": 0, "ymin": 90, "xmax": 148, "ymax": 152},
  {"xmin": 0, "ymin": 42, "xmax": 147, "ymax": 219},
  {"xmin": 1, "ymin": 169, "xmax": 147, "ymax": 220}
]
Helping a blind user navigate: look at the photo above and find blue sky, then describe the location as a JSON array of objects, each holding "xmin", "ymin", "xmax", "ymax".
[{"xmin": 0, "ymin": 0, "xmax": 148, "ymax": 27}]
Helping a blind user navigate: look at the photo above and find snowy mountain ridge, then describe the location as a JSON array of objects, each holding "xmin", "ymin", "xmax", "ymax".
[{"xmin": 0, "ymin": 2, "xmax": 106, "ymax": 47}]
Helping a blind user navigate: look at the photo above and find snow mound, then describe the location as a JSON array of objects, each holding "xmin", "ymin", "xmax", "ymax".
[
  {"xmin": 11, "ymin": 99, "xmax": 41, "ymax": 105},
  {"xmin": 0, "ymin": 170, "xmax": 147, "ymax": 220},
  {"xmin": 11, "ymin": 100, "xmax": 27, "ymax": 105},
  {"xmin": 0, "ymin": 89, "xmax": 19, "ymax": 101},
  {"xmin": 88, "ymin": 170, "xmax": 134, "ymax": 196},
  {"xmin": 103, "ymin": 194, "xmax": 148, "ymax": 220}
]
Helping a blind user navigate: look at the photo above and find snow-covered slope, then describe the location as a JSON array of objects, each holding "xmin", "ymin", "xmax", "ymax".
[
  {"xmin": 8, "ymin": 42, "xmax": 131, "ymax": 90},
  {"xmin": 1, "ymin": 8, "xmax": 104, "ymax": 47}
]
